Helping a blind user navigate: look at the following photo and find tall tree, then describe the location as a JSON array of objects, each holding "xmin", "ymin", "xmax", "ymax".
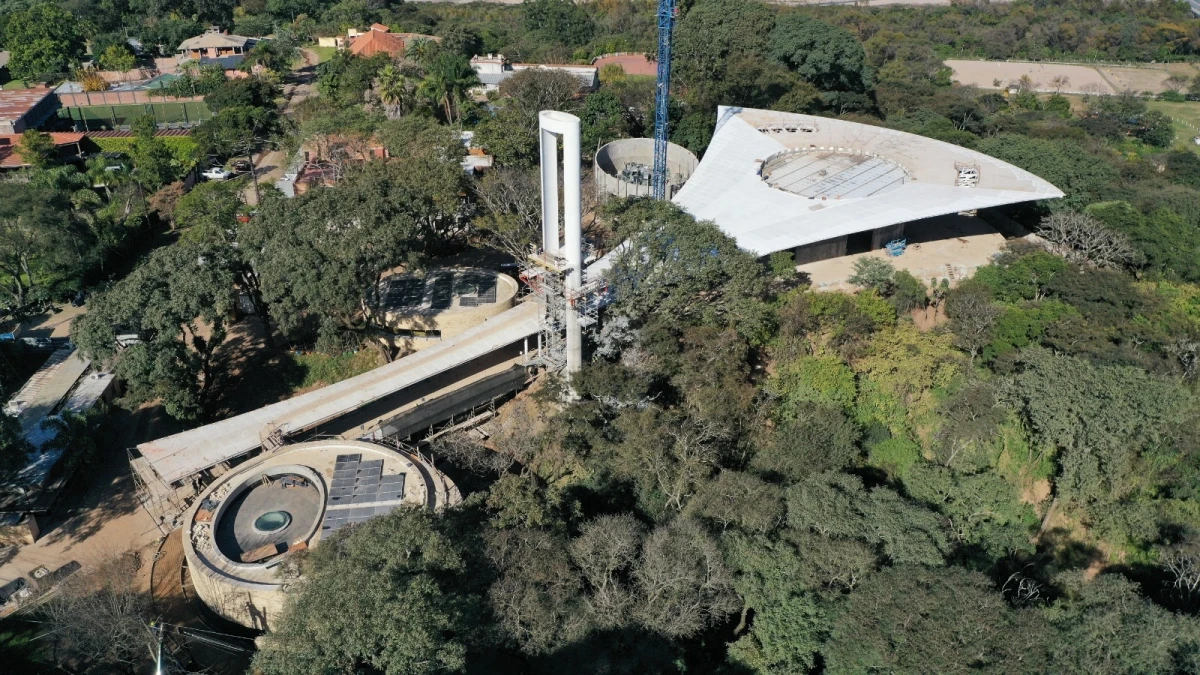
[
  {"xmin": 0, "ymin": 183, "xmax": 80, "ymax": 306},
  {"xmin": 769, "ymin": 13, "xmax": 873, "ymax": 92},
  {"xmin": 128, "ymin": 114, "xmax": 179, "ymax": 194},
  {"xmin": 244, "ymin": 155, "xmax": 465, "ymax": 354},
  {"xmin": 252, "ymin": 508, "xmax": 485, "ymax": 675},
  {"xmin": 17, "ymin": 130, "xmax": 57, "ymax": 169},
  {"xmin": 823, "ymin": 565, "xmax": 1052, "ymax": 674},
  {"xmin": 418, "ymin": 52, "xmax": 480, "ymax": 124},
  {"xmin": 522, "ymin": 0, "xmax": 595, "ymax": 47},
  {"xmin": 1045, "ymin": 574, "xmax": 1200, "ymax": 674},
  {"xmin": 71, "ymin": 241, "xmax": 238, "ymax": 421},
  {"xmin": 3, "ymin": 3, "xmax": 86, "ymax": 80},
  {"xmin": 603, "ymin": 199, "xmax": 769, "ymax": 339}
]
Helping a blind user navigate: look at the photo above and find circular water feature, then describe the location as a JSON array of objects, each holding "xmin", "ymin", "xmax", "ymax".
[{"xmin": 253, "ymin": 510, "xmax": 292, "ymax": 533}]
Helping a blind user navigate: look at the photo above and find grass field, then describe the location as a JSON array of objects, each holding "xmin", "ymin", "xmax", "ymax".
[
  {"xmin": 291, "ymin": 349, "xmax": 384, "ymax": 389},
  {"xmin": 311, "ymin": 46, "xmax": 337, "ymax": 64},
  {"xmin": 1057, "ymin": 96, "xmax": 1200, "ymax": 154},
  {"xmin": 1147, "ymin": 100, "xmax": 1200, "ymax": 153}
]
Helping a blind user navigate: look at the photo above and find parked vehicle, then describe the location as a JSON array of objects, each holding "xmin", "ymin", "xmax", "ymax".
[
  {"xmin": 0, "ymin": 578, "xmax": 31, "ymax": 607},
  {"xmin": 202, "ymin": 166, "xmax": 233, "ymax": 181},
  {"xmin": 33, "ymin": 561, "xmax": 81, "ymax": 592},
  {"xmin": 232, "ymin": 159, "xmax": 253, "ymax": 173}
]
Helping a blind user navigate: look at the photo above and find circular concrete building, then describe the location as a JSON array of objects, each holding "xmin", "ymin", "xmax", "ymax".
[
  {"xmin": 182, "ymin": 439, "xmax": 460, "ymax": 630},
  {"xmin": 373, "ymin": 267, "xmax": 518, "ymax": 342},
  {"xmin": 594, "ymin": 138, "xmax": 698, "ymax": 199}
]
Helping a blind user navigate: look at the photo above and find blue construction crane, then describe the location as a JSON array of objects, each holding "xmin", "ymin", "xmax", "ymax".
[{"xmin": 651, "ymin": 0, "xmax": 677, "ymax": 200}]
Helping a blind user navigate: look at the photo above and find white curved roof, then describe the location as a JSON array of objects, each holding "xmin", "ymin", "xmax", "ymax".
[{"xmin": 672, "ymin": 107, "xmax": 1064, "ymax": 256}]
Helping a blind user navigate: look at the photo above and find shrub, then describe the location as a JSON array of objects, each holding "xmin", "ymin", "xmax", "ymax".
[{"xmin": 868, "ymin": 436, "xmax": 922, "ymax": 477}]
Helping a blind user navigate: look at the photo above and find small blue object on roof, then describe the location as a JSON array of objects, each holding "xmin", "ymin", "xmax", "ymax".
[{"xmin": 885, "ymin": 239, "xmax": 907, "ymax": 257}]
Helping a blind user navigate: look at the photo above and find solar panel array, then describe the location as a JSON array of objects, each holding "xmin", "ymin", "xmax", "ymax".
[
  {"xmin": 321, "ymin": 454, "xmax": 406, "ymax": 535},
  {"xmin": 457, "ymin": 271, "xmax": 498, "ymax": 307},
  {"xmin": 380, "ymin": 278, "xmax": 426, "ymax": 309},
  {"xmin": 429, "ymin": 274, "xmax": 455, "ymax": 310},
  {"xmin": 378, "ymin": 271, "xmax": 500, "ymax": 312}
]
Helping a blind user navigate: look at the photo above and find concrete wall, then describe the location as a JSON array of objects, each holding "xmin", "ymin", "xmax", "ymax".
[
  {"xmin": 594, "ymin": 138, "xmax": 698, "ymax": 199},
  {"xmin": 791, "ymin": 224, "xmax": 905, "ymax": 266}
]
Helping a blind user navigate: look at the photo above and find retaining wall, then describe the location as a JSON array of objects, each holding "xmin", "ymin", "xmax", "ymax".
[{"xmin": 594, "ymin": 138, "xmax": 698, "ymax": 199}]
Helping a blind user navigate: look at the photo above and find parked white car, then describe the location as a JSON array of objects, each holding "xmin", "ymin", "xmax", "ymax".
[{"xmin": 202, "ymin": 166, "xmax": 233, "ymax": 181}]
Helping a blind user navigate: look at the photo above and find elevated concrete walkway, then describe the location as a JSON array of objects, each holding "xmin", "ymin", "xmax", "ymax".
[{"xmin": 136, "ymin": 301, "xmax": 539, "ymax": 487}]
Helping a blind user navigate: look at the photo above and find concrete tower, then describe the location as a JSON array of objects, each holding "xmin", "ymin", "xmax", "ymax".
[{"xmin": 538, "ymin": 110, "xmax": 583, "ymax": 373}]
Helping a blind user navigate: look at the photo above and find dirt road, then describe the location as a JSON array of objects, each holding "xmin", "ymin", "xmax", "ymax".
[{"xmin": 243, "ymin": 48, "xmax": 320, "ymax": 206}]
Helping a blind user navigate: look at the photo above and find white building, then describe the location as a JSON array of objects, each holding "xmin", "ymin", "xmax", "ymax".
[
  {"xmin": 671, "ymin": 107, "xmax": 1064, "ymax": 263},
  {"xmin": 470, "ymin": 54, "xmax": 599, "ymax": 94}
]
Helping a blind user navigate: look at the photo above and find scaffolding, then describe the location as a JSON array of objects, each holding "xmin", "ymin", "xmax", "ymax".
[
  {"xmin": 129, "ymin": 449, "xmax": 191, "ymax": 535},
  {"xmin": 519, "ymin": 248, "xmax": 607, "ymax": 372},
  {"xmin": 520, "ymin": 250, "xmax": 569, "ymax": 371}
]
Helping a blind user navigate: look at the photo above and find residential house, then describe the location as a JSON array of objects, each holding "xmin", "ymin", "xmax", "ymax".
[
  {"xmin": 348, "ymin": 24, "xmax": 441, "ymax": 60},
  {"xmin": 0, "ymin": 132, "xmax": 86, "ymax": 170},
  {"xmin": 176, "ymin": 28, "xmax": 258, "ymax": 69},
  {"xmin": 0, "ymin": 88, "xmax": 59, "ymax": 134}
]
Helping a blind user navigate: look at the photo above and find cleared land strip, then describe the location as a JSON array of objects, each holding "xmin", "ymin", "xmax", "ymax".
[{"xmin": 946, "ymin": 59, "xmax": 1200, "ymax": 96}]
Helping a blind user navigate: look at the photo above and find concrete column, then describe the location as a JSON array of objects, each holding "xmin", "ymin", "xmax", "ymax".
[
  {"xmin": 539, "ymin": 126, "xmax": 560, "ymax": 254},
  {"xmin": 538, "ymin": 111, "xmax": 584, "ymax": 374}
]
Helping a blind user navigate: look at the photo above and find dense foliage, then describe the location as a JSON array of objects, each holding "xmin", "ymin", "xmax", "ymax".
[{"xmin": 5, "ymin": 0, "xmax": 1200, "ymax": 673}]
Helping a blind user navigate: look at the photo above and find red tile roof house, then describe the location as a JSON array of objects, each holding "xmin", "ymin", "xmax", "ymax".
[
  {"xmin": 348, "ymin": 24, "xmax": 440, "ymax": 59},
  {"xmin": 0, "ymin": 132, "xmax": 86, "ymax": 170},
  {"xmin": 176, "ymin": 28, "xmax": 258, "ymax": 63},
  {"xmin": 591, "ymin": 53, "xmax": 657, "ymax": 77}
]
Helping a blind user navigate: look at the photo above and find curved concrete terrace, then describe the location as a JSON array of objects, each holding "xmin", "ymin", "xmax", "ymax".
[
  {"xmin": 594, "ymin": 138, "xmax": 698, "ymax": 199},
  {"xmin": 183, "ymin": 439, "xmax": 458, "ymax": 629}
]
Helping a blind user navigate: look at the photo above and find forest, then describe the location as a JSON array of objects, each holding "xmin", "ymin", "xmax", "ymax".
[{"xmin": 0, "ymin": 0, "xmax": 1198, "ymax": 673}]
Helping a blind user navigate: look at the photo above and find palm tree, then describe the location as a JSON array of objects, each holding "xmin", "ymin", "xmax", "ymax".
[
  {"xmin": 419, "ymin": 53, "xmax": 480, "ymax": 125},
  {"xmin": 407, "ymin": 37, "xmax": 436, "ymax": 65},
  {"xmin": 373, "ymin": 63, "xmax": 413, "ymax": 118}
]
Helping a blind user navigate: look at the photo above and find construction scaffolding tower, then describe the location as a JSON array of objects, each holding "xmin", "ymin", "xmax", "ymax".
[
  {"xmin": 129, "ymin": 449, "xmax": 191, "ymax": 535},
  {"xmin": 520, "ymin": 249, "xmax": 570, "ymax": 371},
  {"xmin": 519, "ymin": 248, "xmax": 607, "ymax": 372}
]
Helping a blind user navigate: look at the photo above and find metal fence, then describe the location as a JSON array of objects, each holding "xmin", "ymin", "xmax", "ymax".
[{"xmin": 57, "ymin": 102, "xmax": 212, "ymax": 131}]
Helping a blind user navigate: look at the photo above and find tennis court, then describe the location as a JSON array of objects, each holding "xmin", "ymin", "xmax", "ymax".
[{"xmin": 58, "ymin": 101, "xmax": 212, "ymax": 130}]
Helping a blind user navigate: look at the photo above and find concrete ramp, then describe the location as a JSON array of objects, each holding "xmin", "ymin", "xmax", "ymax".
[{"xmin": 137, "ymin": 301, "xmax": 539, "ymax": 486}]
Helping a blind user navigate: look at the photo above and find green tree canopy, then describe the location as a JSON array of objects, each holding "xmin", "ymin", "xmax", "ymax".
[
  {"xmin": 0, "ymin": 183, "xmax": 84, "ymax": 306},
  {"xmin": 3, "ymin": 3, "xmax": 86, "ymax": 80},
  {"xmin": 769, "ymin": 13, "xmax": 873, "ymax": 92},
  {"xmin": 823, "ymin": 565, "xmax": 1052, "ymax": 674},
  {"xmin": 71, "ymin": 241, "xmax": 238, "ymax": 420},
  {"xmin": 522, "ymin": 0, "xmax": 595, "ymax": 47},
  {"xmin": 252, "ymin": 508, "xmax": 484, "ymax": 675},
  {"xmin": 674, "ymin": 0, "xmax": 774, "ymax": 94},
  {"xmin": 245, "ymin": 155, "xmax": 464, "ymax": 351},
  {"xmin": 603, "ymin": 199, "xmax": 769, "ymax": 340}
]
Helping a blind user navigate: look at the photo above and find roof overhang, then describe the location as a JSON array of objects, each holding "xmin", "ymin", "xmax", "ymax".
[{"xmin": 672, "ymin": 106, "xmax": 1064, "ymax": 256}]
